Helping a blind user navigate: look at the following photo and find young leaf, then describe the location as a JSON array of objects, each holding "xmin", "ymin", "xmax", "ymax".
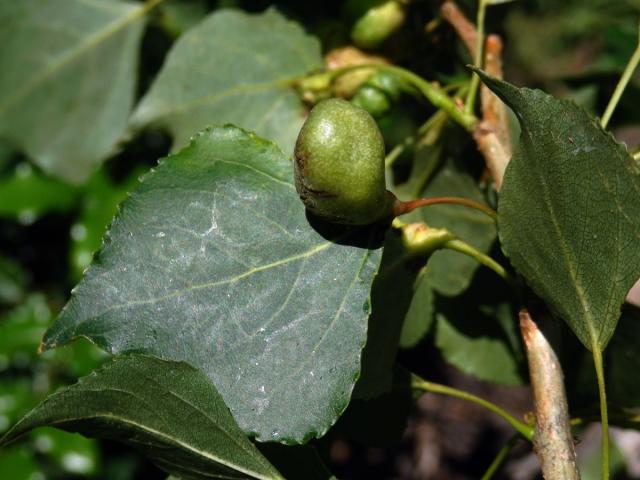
[
  {"xmin": 0, "ymin": 0, "xmax": 149, "ymax": 183},
  {"xmin": 476, "ymin": 69, "xmax": 640, "ymax": 351},
  {"xmin": 130, "ymin": 8, "xmax": 322, "ymax": 156},
  {"xmin": 41, "ymin": 125, "xmax": 383, "ymax": 444},
  {"xmin": 0, "ymin": 355, "xmax": 284, "ymax": 480}
]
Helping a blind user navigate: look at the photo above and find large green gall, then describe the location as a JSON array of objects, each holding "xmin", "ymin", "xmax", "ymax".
[{"xmin": 294, "ymin": 98, "xmax": 396, "ymax": 225}]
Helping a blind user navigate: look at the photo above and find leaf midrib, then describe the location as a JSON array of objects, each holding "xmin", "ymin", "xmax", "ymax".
[
  {"xmin": 90, "ymin": 241, "xmax": 334, "ymax": 317},
  {"xmin": 26, "ymin": 412, "xmax": 280, "ymax": 480},
  {"xmin": 527, "ymin": 131, "xmax": 599, "ymax": 347}
]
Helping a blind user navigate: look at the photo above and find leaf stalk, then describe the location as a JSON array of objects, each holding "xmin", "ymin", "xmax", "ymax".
[
  {"xmin": 464, "ymin": 0, "xmax": 488, "ymax": 114},
  {"xmin": 601, "ymin": 23, "xmax": 640, "ymax": 128},
  {"xmin": 411, "ymin": 374, "xmax": 534, "ymax": 440},
  {"xmin": 324, "ymin": 64, "xmax": 478, "ymax": 130},
  {"xmin": 443, "ymin": 238, "xmax": 511, "ymax": 284},
  {"xmin": 592, "ymin": 345, "xmax": 610, "ymax": 480},
  {"xmin": 480, "ymin": 434, "xmax": 519, "ymax": 480},
  {"xmin": 394, "ymin": 196, "xmax": 497, "ymax": 219}
]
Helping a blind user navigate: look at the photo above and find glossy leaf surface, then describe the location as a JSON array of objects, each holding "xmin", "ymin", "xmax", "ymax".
[
  {"xmin": 42, "ymin": 126, "xmax": 383, "ymax": 443},
  {"xmin": 1, "ymin": 355, "xmax": 283, "ymax": 480},
  {"xmin": 478, "ymin": 70, "xmax": 640, "ymax": 350}
]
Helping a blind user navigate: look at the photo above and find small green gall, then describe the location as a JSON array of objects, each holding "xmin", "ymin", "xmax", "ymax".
[
  {"xmin": 351, "ymin": 85, "xmax": 391, "ymax": 117},
  {"xmin": 349, "ymin": 0, "xmax": 406, "ymax": 49},
  {"xmin": 401, "ymin": 223, "xmax": 455, "ymax": 256},
  {"xmin": 294, "ymin": 98, "xmax": 396, "ymax": 225}
]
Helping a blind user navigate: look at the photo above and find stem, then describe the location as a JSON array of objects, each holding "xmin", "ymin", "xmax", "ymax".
[
  {"xmin": 441, "ymin": 1, "xmax": 478, "ymax": 56},
  {"xmin": 481, "ymin": 434, "xmax": 519, "ymax": 480},
  {"xmin": 412, "ymin": 375, "xmax": 533, "ymax": 440},
  {"xmin": 592, "ymin": 346, "xmax": 610, "ymax": 480},
  {"xmin": 520, "ymin": 310, "xmax": 580, "ymax": 480},
  {"xmin": 328, "ymin": 64, "xmax": 478, "ymax": 130},
  {"xmin": 601, "ymin": 23, "xmax": 640, "ymax": 128},
  {"xmin": 384, "ymin": 144, "xmax": 405, "ymax": 169},
  {"xmin": 394, "ymin": 196, "xmax": 497, "ymax": 219},
  {"xmin": 384, "ymin": 111, "xmax": 445, "ymax": 168},
  {"xmin": 571, "ymin": 409, "xmax": 640, "ymax": 428},
  {"xmin": 444, "ymin": 239, "xmax": 512, "ymax": 284},
  {"xmin": 464, "ymin": 0, "xmax": 488, "ymax": 114}
]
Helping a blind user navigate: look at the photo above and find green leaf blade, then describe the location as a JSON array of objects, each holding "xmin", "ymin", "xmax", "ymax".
[
  {"xmin": 130, "ymin": 8, "xmax": 322, "ymax": 156},
  {"xmin": 477, "ymin": 69, "xmax": 640, "ymax": 351},
  {"xmin": 0, "ymin": 355, "xmax": 283, "ymax": 480},
  {"xmin": 0, "ymin": 0, "xmax": 147, "ymax": 183},
  {"xmin": 42, "ymin": 125, "xmax": 383, "ymax": 443}
]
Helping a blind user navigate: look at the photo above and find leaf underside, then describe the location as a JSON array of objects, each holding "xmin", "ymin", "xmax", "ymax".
[
  {"xmin": 130, "ymin": 8, "xmax": 322, "ymax": 157},
  {"xmin": 0, "ymin": 355, "xmax": 283, "ymax": 480},
  {"xmin": 42, "ymin": 125, "xmax": 383, "ymax": 443},
  {"xmin": 477, "ymin": 69, "xmax": 640, "ymax": 351},
  {"xmin": 0, "ymin": 0, "xmax": 145, "ymax": 183}
]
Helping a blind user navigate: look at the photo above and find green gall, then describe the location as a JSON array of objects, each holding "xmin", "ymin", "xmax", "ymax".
[
  {"xmin": 365, "ymin": 71, "xmax": 406, "ymax": 101},
  {"xmin": 349, "ymin": 0, "xmax": 406, "ymax": 49},
  {"xmin": 294, "ymin": 98, "xmax": 396, "ymax": 225},
  {"xmin": 351, "ymin": 71, "xmax": 407, "ymax": 117},
  {"xmin": 401, "ymin": 223, "xmax": 455, "ymax": 257},
  {"xmin": 295, "ymin": 71, "xmax": 334, "ymax": 104},
  {"xmin": 351, "ymin": 85, "xmax": 391, "ymax": 117}
]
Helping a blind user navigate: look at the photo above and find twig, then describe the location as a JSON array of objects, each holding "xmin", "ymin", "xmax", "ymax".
[
  {"xmin": 481, "ymin": 35, "xmax": 512, "ymax": 156},
  {"xmin": 474, "ymin": 35, "xmax": 512, "ymax": 190},
  {"xmin": 440, "ymin": 1, "xmax": 477, "ymax": 56},
  {"xmin": 441, "ymin": 1, "xmax": 511, "ymax": 189},
  {"xmin": 519, "ymin": 310, "xmax": 580, "ymax": 480}
]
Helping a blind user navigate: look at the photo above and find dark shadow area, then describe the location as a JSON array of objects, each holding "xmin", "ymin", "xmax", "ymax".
[{"xmin": 305, "ymin": 210, "xmax": 389, "ymax": 250}]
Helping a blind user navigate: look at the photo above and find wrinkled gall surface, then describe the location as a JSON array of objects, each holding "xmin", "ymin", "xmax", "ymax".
[{"xmin": 294, "ymin": 98, "xmax": 395, "ymax": 225}]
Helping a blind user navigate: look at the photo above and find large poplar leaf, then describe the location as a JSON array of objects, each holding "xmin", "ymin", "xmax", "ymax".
[
  {"xmin": 0, "ymin": 355, "xmax": 284, "ymax": 480},
  {"xmin": 41, "ymin": 125, "xmax": 383, "ymax": 443},
  {"xmin": 0, "ymin": 0, "xmax": 147, "ymax": 183},
  {"xmin": 477, "ymin": 69, "xmax": 640, "ymax": 351},
  {"xmin": 130, "ymin": 8, "xmax": 322, "ymax": 156}
]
